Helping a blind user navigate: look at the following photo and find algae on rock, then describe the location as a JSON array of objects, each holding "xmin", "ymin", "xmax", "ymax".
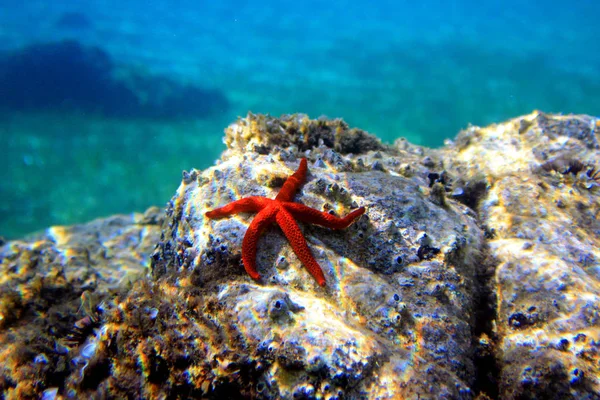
[
  {"xmin": 1, "ymin": 112, "xmax": 599, "ymax": 399},
  {"xmin": 150, "ymin": 113, "xmax": 485, "ymax": 399},
  {"xmin": 444, "ymin": 112, "xmax": 600, "ymax": 399}
]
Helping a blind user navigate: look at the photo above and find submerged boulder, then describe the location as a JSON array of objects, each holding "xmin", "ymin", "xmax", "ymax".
[
  {"xmin": 148, "ymin": 114, "xmax": 484, "ymax": 399},
  {"xmin": 443, "ymin": 112, "xmax": 600, "ymax": 399},
  {"xmin": 0, "ymin": 111, "xmax": 598, "ymax": 399},
  {"xmin": 0, "ymin": 207, "xmax": 163, "ymax": 399}
]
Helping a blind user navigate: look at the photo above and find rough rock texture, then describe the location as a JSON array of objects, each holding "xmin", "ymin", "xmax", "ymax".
[
  {"xmin": 149, "ymin": 114, "xmax": 484, "ymax": 399},
  {"xmin": 443, "ymin": 112, "xmax": 600, "ymax": 399},
  {"xmin": 0, "ymin": 111, "xmax": 598, "ymax": 399},
  {"xmin": 0, "ymin": 207, "xmax": 163, "ymax": 399}
]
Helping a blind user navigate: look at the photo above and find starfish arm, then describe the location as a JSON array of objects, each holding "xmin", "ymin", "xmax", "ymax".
[
  {"xmin": 205, "ymin": 197, "xmax": 269, "ymax": 219},
  {"xmin": 241, "ymin": 206, "xmax": 278, "ymax": 281},
  {"xmin": 283, "ymin": 203, "xmax": 366, "ymax": 229},
  {"xmin": 275, "ymin": 158, "xmax": 307, "ymax": 202},
  {"xmin": 275, "ymin": 209, "xmax": 326, "ymax": 286}
]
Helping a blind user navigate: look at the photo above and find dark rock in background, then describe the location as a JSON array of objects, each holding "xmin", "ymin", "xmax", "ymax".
[{"xmin": 0, "ymin": 40, "xmax": 229, "ymax": 119}]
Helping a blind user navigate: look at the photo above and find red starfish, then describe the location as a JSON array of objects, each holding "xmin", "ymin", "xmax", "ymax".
[{"xmin": 205, "ymin": 158, "xmax": 366, "ymax": 286}]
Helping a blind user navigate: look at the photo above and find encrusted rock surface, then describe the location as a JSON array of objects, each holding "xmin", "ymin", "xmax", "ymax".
[
  {"xmin": 149, "ymin": 114, "xmax": 484, "ymax": 399},
  {"xmin": 0, "ymin": 207, "xmax": 163, "ymax": 399},
  {"xmin": 0, "ymin": 112, "xmax": 598, "ymax": 399},
  {"xmin": 443, "ymin": 112, "xmax": 600, "ymax": 399}
]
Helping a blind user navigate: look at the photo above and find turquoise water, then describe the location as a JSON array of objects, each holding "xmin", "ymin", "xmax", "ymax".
[{"xmin": 1, "ymin": 0, "xmax": 599, "ymax": 238}]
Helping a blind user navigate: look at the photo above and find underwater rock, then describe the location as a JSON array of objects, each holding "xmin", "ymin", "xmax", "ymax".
[
  {"xmin": 444, "ymin": 111, "xmax": 600, "ymax": 399},
  {"xmin": 0, "ymin": 207, "xmax": 163, "ymax": 399},
  {"xmin": 2, "ymin": 114, "xmax": 485, "ymax": 399},
  {"xmin": 1, "ymin": 111, "xmax": 598, "ymax": 399},
  {"xmin": 131, "ymin": 114, "xmax": 483, "ymax": 399}
]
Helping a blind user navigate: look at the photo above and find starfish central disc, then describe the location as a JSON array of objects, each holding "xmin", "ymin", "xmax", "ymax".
[{"xmin": 205, "ymin": 158, "xmax": 365, "ymax": 286}]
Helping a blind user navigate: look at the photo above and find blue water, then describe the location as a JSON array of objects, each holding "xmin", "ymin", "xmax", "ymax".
[{"xmin": 1, "ymin": 0, "xmax": 599, "ymax": 238}]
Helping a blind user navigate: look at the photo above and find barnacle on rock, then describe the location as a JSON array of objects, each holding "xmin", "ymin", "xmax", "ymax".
[
  {"xmin": 427, "ymin": 171, "xmax": 452, "ymax": 189},
  {"xmin": 540, "ymin": 155, "xmax": 600, "ymax": 191},
  {"xmin": 450, "ymin": 175, "xmax": 488, "ymax": 209},
  {"xmin": 63, "ymin": 291, "xmax": 104, "ymax": 347},
  {"xmin": 540, "ymin": 154, "xmax": 586, "ymax": 176}
]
